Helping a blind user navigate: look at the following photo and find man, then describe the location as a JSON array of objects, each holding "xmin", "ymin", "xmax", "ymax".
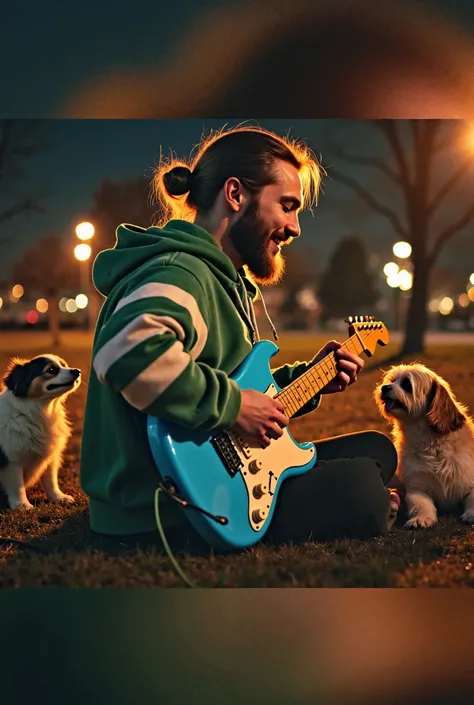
[{"xmin": 80, "ymin": 125, "xmax": 399, "ymax": 554}]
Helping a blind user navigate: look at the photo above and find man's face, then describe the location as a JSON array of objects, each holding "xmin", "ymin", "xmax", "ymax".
[{"xmin": 228, "ymin": 160, "xmax": 303, "ymax": 286}]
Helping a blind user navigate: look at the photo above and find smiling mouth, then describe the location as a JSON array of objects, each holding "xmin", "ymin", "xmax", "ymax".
[
  {"xmin": 46, "ymin": 379, "xmax": 78, "ymax": 391},
  {"xmin": 382, "ymin": 398, "xmax": 404, "ymax": 413}
]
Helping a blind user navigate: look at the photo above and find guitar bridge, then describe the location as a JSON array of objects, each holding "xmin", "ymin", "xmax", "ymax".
[{"xmin": 211, "ymin": 432, "xmax": 244, "ymax": 477}]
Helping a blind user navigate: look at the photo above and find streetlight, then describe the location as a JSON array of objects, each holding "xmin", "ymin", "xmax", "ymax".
[{"xmin": 74, "ymin": 222, "xmax": 95, "ymax": 331}]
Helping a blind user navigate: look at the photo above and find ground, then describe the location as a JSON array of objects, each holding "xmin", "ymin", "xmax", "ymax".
[{"xmin": 0, "ymin": 330, "xmax": 473, "ymax": 587}]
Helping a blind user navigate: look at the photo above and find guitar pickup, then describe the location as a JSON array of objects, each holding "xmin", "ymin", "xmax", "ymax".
[{"xmin": 234, "ymin": 435, "xmax": 252, "ymax": 458}]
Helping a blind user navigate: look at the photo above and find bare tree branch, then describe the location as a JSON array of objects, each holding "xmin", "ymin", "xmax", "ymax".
[
  {"xmin": 373, "ymin": 120, "xmax": 411, "ymax": 186},
  {"xmin": 326, "ymin": 145, "xmax": 401, "ymax": 186},
  {"xmin": 329, "ymin": 167, "xmax": 408, "ymax": 238},
  {"xmin": 429, "ymin": 204, "xmax": 474, "ymax": 267},
  {"xmin": 428, "ymin": 157, "xmax": 474, "ymax": 217},
  {"xmin": 0, "ymin": 198, "xmax": 44, "ymax": 226}
]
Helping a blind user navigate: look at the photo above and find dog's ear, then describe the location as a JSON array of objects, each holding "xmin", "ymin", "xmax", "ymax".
[
  {"xmin": 3, "ymin": 358, "xmax": 30, "ymax": 397},
  {"xmin": 427, "ymin": 380, "xmax": 466, "ymax": 434}
]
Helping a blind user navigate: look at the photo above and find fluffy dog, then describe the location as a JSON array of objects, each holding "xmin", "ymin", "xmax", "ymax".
[
  {"xmin": 0, "ymin": 354, "xmax": 81, "ymax": 509},
  {"xmin": 375, "ymin": 363, "xmax": 474, "ymax": 528}
]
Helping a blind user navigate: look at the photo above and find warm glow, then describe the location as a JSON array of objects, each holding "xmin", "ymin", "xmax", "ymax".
[
  {"xmin": 428, "ymin": 299, "xmax": 440, "ymax": 313},
  {"xmin": 66, "ymin": 299, "xmax": 78, "ymax": 313},
  {"xmin": 12, "ymin": 284, "xmax": 24, "ymax": 298},
  {"xmin": 383, "ymin": 262, "xmax": 399, "ymax": 277},
  {"xmin": 470, "ymin": 273, "xmax": 474, "ymax": 286},
  {"xmin": 75, "ymin": 222, "xmax": 95, "ymax": 240},
  {"xmin": 59, "ymin": 297, "xmax": 69, "ymax": 312},
  {"xmin": 459, "ymin": 293, "xmax": 470, "ymax": 307},
  {"xmin": 75, "ymin": 293, "xmax": 89, "ymax": 309},
  {"xmin": 27, "ymin": 310, "xmax": 39, "ymax": 325},
  {"xmin": 36, "ymin": 298, "xmax": 49, "ymax": 313},
  {"xmin": 392, "ymin": 241, "xmax": 412, "ymax": 259},
  {"xmin": 387, "ymin": 273, "xmax": 401, "ymax": 288},
  {"xmin": 74, "ymin": 243, "xmax": 92, "ymax": 261},
  {"xmin": 439, "ymin": 297, "xmax": 454, "ymax": 315},
  {"xmin": 0, "ymin": 297, "xmax": 3, "ymax": 309},
  {"xmin": 468, "ymin": 287, "xmax": 474, "ymax": 302},
  {"xmin": 398, "ymin": 269, "xmax": 413, "ymax": 291}
]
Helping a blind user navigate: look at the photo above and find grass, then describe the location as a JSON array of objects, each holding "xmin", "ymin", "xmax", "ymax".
[{"xmin": 0, "ymin": 330, "xmax": 473, "ymax": 587}]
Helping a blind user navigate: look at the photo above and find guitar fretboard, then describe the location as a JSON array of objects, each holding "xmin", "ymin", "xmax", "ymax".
[{"xmin": 275, "ymin": 334, "xmax": 365, "ymax": 418}]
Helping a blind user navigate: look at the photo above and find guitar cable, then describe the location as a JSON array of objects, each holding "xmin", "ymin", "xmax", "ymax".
[{"xmin": 154, "ymin": 487, "xmax": 198, "ymax": 588}]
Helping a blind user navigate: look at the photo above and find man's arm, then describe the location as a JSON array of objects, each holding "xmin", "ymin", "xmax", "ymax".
[{"xmin": 92, "ymin": 263, "xmax": 241, "ymax": 431}]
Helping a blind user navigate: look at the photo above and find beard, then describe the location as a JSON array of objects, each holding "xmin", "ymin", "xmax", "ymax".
[{"xmin": 228, "ymin": 199, "xmax": 286, "ymax": 286}]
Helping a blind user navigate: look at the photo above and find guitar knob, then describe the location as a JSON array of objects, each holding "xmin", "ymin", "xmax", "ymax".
[
  {"xmin": 248, "ymin": 459, "xmax": 263, "ymax": 474},
  {"xmin": 253, "ymin": 483, "xmax": 268, "ymax": 499},
  {"xmin": 252, "ymin": 508, "xmax": 267, "ymax": 523}
]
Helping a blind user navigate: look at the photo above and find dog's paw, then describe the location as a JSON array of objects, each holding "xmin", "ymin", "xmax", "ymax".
[
  {"xmin": 405, "ymin": 514, "xmax": 437, "ymax": 529},
  {"xmin": 11, "ymin": 501, "xmax": 34, "ymax": 511},
  {"xmin": 460, "ymin": 509, "xmax": 474, "ymax": 524},
  {"xmin": 48, "ymin": 492, "xmax": 75, "ymax": 504}
]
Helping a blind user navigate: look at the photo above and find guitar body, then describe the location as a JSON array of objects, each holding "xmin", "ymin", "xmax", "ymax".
[{"xmin": 147, "ymin": 340, "xmax": 316, "ymax": 551}]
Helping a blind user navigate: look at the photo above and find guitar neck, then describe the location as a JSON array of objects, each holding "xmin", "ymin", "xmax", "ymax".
[{"xmin": 275, "ymin": 333, "xmax": 366, "ymax": 419}]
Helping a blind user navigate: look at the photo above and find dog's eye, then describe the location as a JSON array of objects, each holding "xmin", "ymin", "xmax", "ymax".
[
  {"xmin": 400, "ymin": 377, "xmax": 412, "ymax": 393},
  {"xmin": 46, "ymin": 365, "xmax": 58, "ymax": 375}
]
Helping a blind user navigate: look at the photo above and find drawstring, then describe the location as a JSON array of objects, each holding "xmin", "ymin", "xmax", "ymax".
[{"xmin": 253, "ymin": 284, "xmax": 279, "ymax": 342}]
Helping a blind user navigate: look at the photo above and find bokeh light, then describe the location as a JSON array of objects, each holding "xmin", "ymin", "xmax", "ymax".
[
  {"xmin": 383, "ymin": 262, "xmax": 399, "ymax": 277},
  {"xmin": 66, "ymin": 299, "xmax": 78, "ymax": 313},
  {"xmin": 428, "ymin": 299, "xmax": 440, "ymax": 313},
  {"xmin": 439, "ymin": 297, "xmax": 454, "ymax": 315},
  {"xmin": 27, "ymin": 310, "xmax": 39, "ymax": 324},
  {"xmin": 468, "ymin": 287, "xmax": 474, "ymax": 302},
  {"xmin": 36, "ymin": 298, "xmax": 49, "ymax": 313},
  {"xmin": 12, "ymin": 284, "xmax": 24, "ymax": 298},
  {"xmin": 75, "ymin": 294, "xmax": 89, "ymax": 309},
  {"xmin": 459, "ymin": 293, "xmax": 470, "ymax": 307},
  {"xmin": 74, "ymin": 243, "xmax": 92, "ymax": 261},
  {"xmin": 386, "ymin": 273, "xmax": 401, "ymax": 288},
  {"xmin": 75, "ymin": 222, "xmax": 95, "ymax": 240},
  {"xmin": 59, "ymin": 297, "xmax": 69, "ymax": 312},
  {"xmin": 392, "ymin": 241, "xmax": 412, "ymax": 259},
  {"xmin": 398, "ymin": 269, "xmax": 413, "ymax": 291},
  {"xmin": 470, "ymin": 272, "xmax": 474, "ymax": 286},
  {"xmin": 0, "ymin": 297, "xmax": 3, "ymax": 309}
]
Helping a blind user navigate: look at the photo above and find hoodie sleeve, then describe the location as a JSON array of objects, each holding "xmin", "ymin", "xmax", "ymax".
[
  {"xmin": 271, "ymin": 361, "xmax": 322, "ymax": 418},
  {"xmin": 92, "ymin": 264, "xmax": 242, "ymax": 431}
]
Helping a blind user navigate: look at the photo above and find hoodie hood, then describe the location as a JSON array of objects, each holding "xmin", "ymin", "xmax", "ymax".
[{"xmin": 93, "ymin": 219, "xmax": 279, "ymax": 342}]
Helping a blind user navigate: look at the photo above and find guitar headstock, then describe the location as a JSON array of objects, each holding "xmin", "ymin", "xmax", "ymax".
[{"xmin": 344, "ymin": 315, "xmax": 389, "ymax": 357}]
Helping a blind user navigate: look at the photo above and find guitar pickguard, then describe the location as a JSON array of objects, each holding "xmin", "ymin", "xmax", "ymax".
[{"xmin": 227, "ymin": 384, "xmax": 315, "ymax": 532}]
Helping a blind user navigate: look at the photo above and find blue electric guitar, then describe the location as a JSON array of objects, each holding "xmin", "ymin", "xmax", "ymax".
[{"xmin": 147, "ymin": 316, "xmax": 389, "ymax": 551}]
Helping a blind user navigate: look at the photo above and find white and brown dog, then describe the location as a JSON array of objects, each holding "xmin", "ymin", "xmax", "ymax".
[
  {"xmin": 375, "ymin": 363, "xmax": 474, "ymax": 528},
  {"xmin": 0, "ymin": 354, "xmax": 81, "ymax": 510}
]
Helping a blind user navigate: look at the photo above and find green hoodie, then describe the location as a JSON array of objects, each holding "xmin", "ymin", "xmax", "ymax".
[{"xmin": 80, "ymin": 220, "xmax": 322, "ymax": 536}]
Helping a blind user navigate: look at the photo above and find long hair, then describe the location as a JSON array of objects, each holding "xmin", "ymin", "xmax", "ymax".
[{"xmin": 151, "ymin": 124, "xmax": 323, "ymax": 225}]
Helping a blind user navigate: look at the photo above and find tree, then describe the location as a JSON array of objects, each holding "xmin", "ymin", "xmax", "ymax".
[
  {"xmin": 0, "ymin": 120, "xmax": 50, "ymax": 243},
  {"xmin": 318, "ymin": 237, "xmax": 379, "ymax": 322},
  {"xmin": 85, "ymin": 175, "xmax": 159, "ymax": 255},
  {"xmin": 12, "ymin": 234, "xmax": 80, "ymax": 346},
  {"xmin": 327, "ymin": 120, "xmax": 474, "ymax": 354}
]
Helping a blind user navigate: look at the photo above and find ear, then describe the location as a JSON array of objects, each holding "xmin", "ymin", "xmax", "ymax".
[
  {"xmin": 3, "ymin": 357, "xmax": 30, "ymax": 397},
  {"xmin": 427, "ymin": 380, "xmax": 466, "ymax": 434},
  {"xmin": 222, "ymin": 177, "xmax": 249, "ymax": 213}
]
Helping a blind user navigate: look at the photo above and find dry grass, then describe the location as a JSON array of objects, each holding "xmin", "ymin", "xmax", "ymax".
[{"xmin": 0, "ymin": 330, "xmax": 473, "ymax": 587}]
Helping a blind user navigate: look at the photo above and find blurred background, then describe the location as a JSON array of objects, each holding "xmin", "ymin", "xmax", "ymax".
[{"xmin": 0, "ymin": 118, "xmax": 473, "ymax": 355}]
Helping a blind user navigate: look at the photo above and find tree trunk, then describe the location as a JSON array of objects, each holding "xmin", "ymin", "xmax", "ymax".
[
  {"xmin": 48, "ymin": 295, "xmax": 61, "ymax": 347},
  {"xmin": 401, "ymin": 259, "xmax": 430, "ymax": 355}
]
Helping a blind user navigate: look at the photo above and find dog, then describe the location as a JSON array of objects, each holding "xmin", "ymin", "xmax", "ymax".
[
  {"xmin": 0, "ymin": 354, "xmax": 81, "ymax": 510},
  {"xmin": 374, "ymin": 363, "xmax": 474, "ymax": 529}
]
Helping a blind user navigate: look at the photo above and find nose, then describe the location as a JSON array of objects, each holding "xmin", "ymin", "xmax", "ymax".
[
  {"xmin": 285, "ymin": 217, "xmax": 301, "ymax": 240},
  {"xmin": 71, "ymin": 368, "xmax": 81, "ymax": 378},
  {"xmin": 381, "ymin": 384, "xmax": 392, "ymax": 394}
]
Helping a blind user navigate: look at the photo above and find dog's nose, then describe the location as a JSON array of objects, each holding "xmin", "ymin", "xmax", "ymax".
[
  {"xmin": 381, "ymin": 384, "xmax": 392, "ymax": 394},
  {"xmin": 71, "ymin": 368, "xmax": 81, "ymax": 378}
]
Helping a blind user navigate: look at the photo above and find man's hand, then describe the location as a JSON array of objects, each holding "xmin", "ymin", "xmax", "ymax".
[{"xmin": 312, "ymin": 340, "xmax": 364, "ymax": 394}]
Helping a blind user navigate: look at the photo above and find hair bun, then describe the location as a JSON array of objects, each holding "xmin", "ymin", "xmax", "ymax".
[{"xmin": 163, "ymin": 166, "xmax": 193, "ymax": 196}]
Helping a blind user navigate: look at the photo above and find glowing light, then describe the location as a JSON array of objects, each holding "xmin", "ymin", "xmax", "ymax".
[
  {"xmin": 398, "ymin": 269, "xmax": 413, "ymax": 291},
  {"xmin": 75, "ymin": 293, "xmax": 89, "ymax": 309},
  {"xmin": 383, "ymin": 262, "xmax": 399, "ymax": 277},
  {"xmin": 470, "ymin": 273, "xmax": 474, "ymax": 286},
  {"xmin": 12, "ymin": 284, "xmax": 24, "ymax": 298},
  {"xmin": 428, "ymin": 299, "xmax": 440, "ymax": 313},
  {"xmin": 387, "ymin": 273, "xmax": 401, "ymax": 288},
  {"xmin": 392, "ymin": 241, "xmax": 412, "ymax": 259},
  {"xmin": 74, "ymin": 243, "xmax": 92, "ymax": 261},
  {"xmin": 27, "ymin": 310, "xmax": 39, "ymax": 324},
  {"xmin": 75, "ymin": 222, "xmax": 95, "ymax": 240},
  {"xmin": 439, "ymin": 297, "xmax": 454, "ymax": 315},
  {"xmin": 65, "ymin": 299, "xmax": 78, "ymax": 313},
  {"xmin": 36, "ymin": 298, "xmax": 49, "ymax": 313},
  {"xmin": 59, "ymin": 297, "xmax": 69, "ymax": 312},
  {"xmin": 468, "ymin": 287, "xmax": 474, "ymax": 302},
  {"xmin": 0, "ymin": 297, "xmax": 3, "ymax": 309},
  {"xmin": 459, "ymin": 293, "xmax": 470, "ymax": 307}
]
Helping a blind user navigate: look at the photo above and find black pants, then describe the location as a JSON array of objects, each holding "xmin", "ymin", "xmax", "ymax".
[{"xmin": 107, "ymin": 430, "xmax": 398, "ymax": 556}]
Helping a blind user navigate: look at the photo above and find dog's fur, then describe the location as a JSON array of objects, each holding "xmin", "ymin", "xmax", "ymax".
[
  {"xmin": 0, "ymin": 354, "xmax": 81, "ymax": 509},
  {"xmin": 374, "ymin": 363, "xmax": 474, "ymax": 528}
]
